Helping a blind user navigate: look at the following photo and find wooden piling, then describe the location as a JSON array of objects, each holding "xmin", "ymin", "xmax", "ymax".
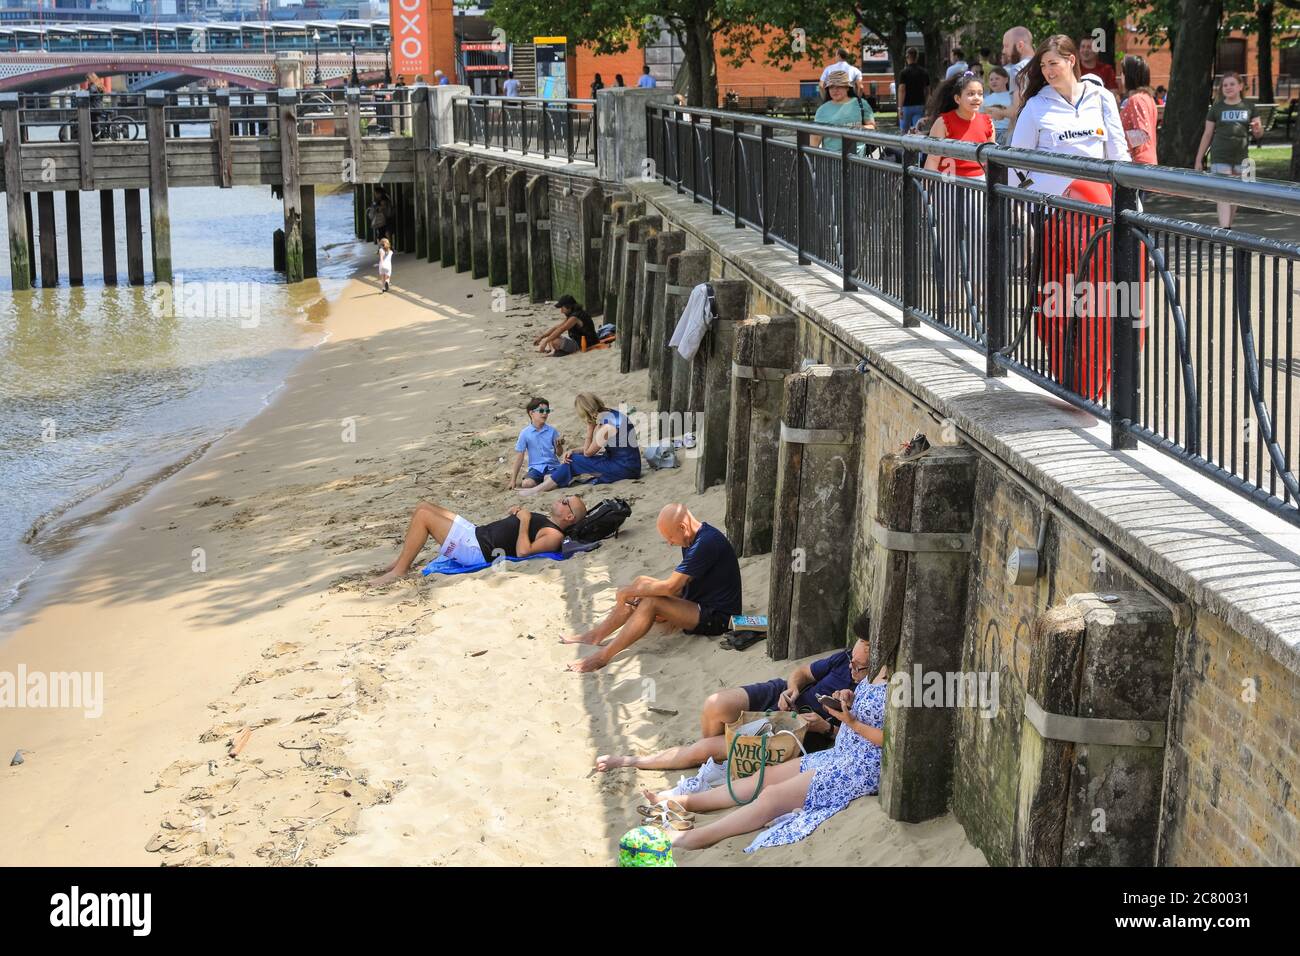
[
  {"xmin": 99, "ymin": 190, "xmax": 117, "ymax": 285},
  {"xmin": 65, "ymin": 191, "xmax": 83, "ymax": 287},
  {"xmin": 452, "ymin": 157, "xmax": 472, "ymax": 272},
  {"xmin": 664, "ymin": 251, "xmax": 711, "ymax": 423},
  {"xmin": 578, "ymin": 184, "xmax": 604, "ymax": 315},
  {"xmin": 76, "ymin": 90, "xmax": 94, "ymax": 190},
  {"xmin": 276, "ymin": 89, "xmax": 304, "ymax": 283},
  {"xmin": 646, "ymin": 230, "xmax": 685, "ymax": 402},
  {"xmin": 486, "ymin": 165, "xmax": 509, "ymax": 288},
  {"xmin": 124, "ymin": 188, "xmax": 145, "ymax": 286},
  {"xmin": 145, "ymin": 90, "xmax": 172, "ymax": 284},
  {"xmin": 505, "ymin": 169, "xmax": 530, "ymax": 295},
  {"xmin": 632, "ymin": 224, "xmax": 662, "ymax": 368},
  {"xmin": 1, "ymin": 94, "xmax": 31, "ymax": 290},
  {"xmin": 302, "ymin": 185, "xmax": 317, "ymax": 279},
  {"xmin": 438, "ymin": 155, "xmax": 456, "ymax": 268},
  {"xmin": 36, "ymin": 191, "xmax": 58, "ymax": 287},
  {"xmin": 526, "ymin": 174, "xmax": 553, "ymax": 302},
  {"xmin": 215, "ymin": 89, "xmax": 233, "ymax": 189},
  {"xmin": 469, "ymin": 164, "xmax": 489, "ymax": 279},
  {"xmin": 696, "ymin": 280, "xmax": 747, "ymax": 493}
]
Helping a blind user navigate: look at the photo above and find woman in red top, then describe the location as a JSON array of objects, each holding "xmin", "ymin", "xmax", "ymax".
[
  {"xmin": 923, "ymin": 71, "xmax": 995, "ymax": 178},
  {"xmin": 1118, "ymin": 55, "xmax": 1158, "ymax": 165}
]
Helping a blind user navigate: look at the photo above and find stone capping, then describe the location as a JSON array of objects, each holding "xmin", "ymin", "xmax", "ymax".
[
  {"xmin": 439, "ymin": 143, "xmax": 599, "ymax": 181},
  {"xmin": 628, "ymin": 178, "xmax": 1300, "ymax": 677}
]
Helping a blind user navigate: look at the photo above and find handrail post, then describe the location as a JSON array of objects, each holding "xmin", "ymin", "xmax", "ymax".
[
  {"xmin": 795, "ymin": 128, "xmax": 808, "ymax": 264},
  {"xmin": 1111, "ymin": 181, "xmax": 1141, "ymax": 449},
  {"xmin": 709, "ymin": 116, "xmax": 718, "ymax": 214},
  {"xmin": 1, "ymin": 93, "xmax": 31, "ymax": 291},
  {"xmin": 759, "ymin": 122, "xmax": 771, "ymax": 244},
  {"xmin": 75, "ymin": 89, "xmax": 93, "ymax": 190},
  {"xmin": 565, "ymin": 100, "xmax": 574, "ymax": 161},
  {"xmin": 345, "ymin": 87, "xmax": 361, "ymax": 184},
  {"xmin": 984, "ymin": 155, "xmax": 1007, "ymax": 375},
  {"xmin": 541, "ymin": 100, "xmax": 550, "ymax": 159},
  {"xmin": 901, "ymin": 141, "xmax": 920, "ymax": 327},
  {"xmin": 732, "ymin": 116, "xmax": 742, "ymax": 227},
  {"xmin": 840, "ymin": 137, "xmax": 853, "ymax": 290},
  {"xmin": 690, "ymin": 111, "xmax": 701, "ymax": 202}
]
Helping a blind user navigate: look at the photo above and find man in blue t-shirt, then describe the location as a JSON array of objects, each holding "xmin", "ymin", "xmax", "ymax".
[
  {"xmin": 564, "ymin": 503, "xmax": 741, "ymax": 673},
  {"xmin": 595, "ymin": 632, "xmax": 874, "ymax": 774},
  {"xmin": 637, "ymin": 67, "xmax": 657, "ymax": 89}
]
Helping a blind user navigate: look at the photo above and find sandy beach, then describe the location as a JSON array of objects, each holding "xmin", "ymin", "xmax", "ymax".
[{"xmin": 0, "ymin": 255, "xmax": 983, "ymax": 867}]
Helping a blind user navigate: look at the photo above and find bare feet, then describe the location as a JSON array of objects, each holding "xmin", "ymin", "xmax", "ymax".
[
  {"xmin": 595, "ymin": 754, "xmax": 635, "ymax": 772},
  {"xmin": 567, "ymin": 653, "xmax": 609, "ymax": 673},
  {"xmin": 367, "ymin": 568, "xmax": 407, "ymax": 588},
  {"xmin": 559, "ymin": 632, "xmax": 605, "ymax": 646},
  {"xmin": 516, "ymin": 484, "xmax": 542, "ymax": 498}
]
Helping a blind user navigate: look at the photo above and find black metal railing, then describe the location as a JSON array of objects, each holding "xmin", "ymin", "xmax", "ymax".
[
  {"xmin": 452, "ymin": 95, "xmax": 597, "ymax": 164},
  {"xmin": 647, "ymin": 103, "xmax": 1300, "ymax": 524}
]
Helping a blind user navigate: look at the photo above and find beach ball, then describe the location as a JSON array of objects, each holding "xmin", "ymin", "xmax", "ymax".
[{"xmin": 618, "ymin": 826, "xmax": 675, "ymax": 867}]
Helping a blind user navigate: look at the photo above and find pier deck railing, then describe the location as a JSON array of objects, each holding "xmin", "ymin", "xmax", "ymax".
[
  {"xmin": 452, "ymin": 95, "xmax": 597, "ymax": 164},
  {"xmin": 647, "ymin": 103, "xmax": 1300, "ymax": 524}
]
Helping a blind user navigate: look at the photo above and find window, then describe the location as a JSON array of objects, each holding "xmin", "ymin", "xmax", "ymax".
[
  {"xmin": 644, "ymin": 23, "xmax": 685, "ymax": 87},
  {"xmin": 1281, "ymin": 39, "xmax": 1300, "ymax": 78},
  {"xmin": 1217, "ymin": 37, "xmax": 1247, "ymax": 75}
]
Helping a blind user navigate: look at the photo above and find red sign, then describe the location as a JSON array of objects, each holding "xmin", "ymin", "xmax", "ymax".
[{"xmin": 392, "ymin": 0, "xmax": 431, "ymax": 79}]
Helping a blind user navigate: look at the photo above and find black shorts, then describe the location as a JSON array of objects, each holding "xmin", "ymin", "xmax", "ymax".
[{"xmin": 687, "ymin": 606, "xmax": 732, "ymax": 637}]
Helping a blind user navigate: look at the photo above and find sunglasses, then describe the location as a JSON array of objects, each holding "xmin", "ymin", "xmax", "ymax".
[{"xmin": 534, "ymin": 407, "xmax": 551, "ymax": 414}]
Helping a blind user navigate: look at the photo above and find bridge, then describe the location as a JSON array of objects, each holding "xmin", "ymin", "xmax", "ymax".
[{"xmin": 0, "ymin": 20, "xmax": 393, "ymax": 92}]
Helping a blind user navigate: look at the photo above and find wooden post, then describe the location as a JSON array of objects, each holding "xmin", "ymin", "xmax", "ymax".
[
  {"xmin": 631, "ymin": 222, "xmax": 663, "ymax": 369},
  {"xmin": 411, "ymin": 87, "xmax": 429, "ymax": 259},
  {"xmin": 124, "ymin": 188, "xmax": 145, "ymax": 286},
  {"xmin": 486, "ymin": 165, "xmax": 509, "ymax": 288},
  {"xmin": 1, "ymin": 94, "xmax": 31, "ymax": 291},
  {"xmin": 346, "ymin": 88, "xmax": 362, "ymax": 187},
  {"xmin": 24, "ymin": 193, "xmax": 35, "ymax": 285},
  {"xmin": 646, "ymin": 230, "xmax": 685, "ymax": 401},
  {"xmin": 145, "ymin": 90, "xmax": 172, "ymax": 284},
  {"xmin": 36, "ymin": 192, "xmax": 59, "ymax": 287},
  {"xmin": 99, "ymin": 190, "xmax": 117, "ymax": 285},
  {"xmin": 725, "ymin": 315, "xmax": 797, "ymax": 556},
  {"xmin": 696, "ymin": 279, "xmax": 747, "ymax": 493},
  {"xmin": 595, "ymin": 191, "xmax": 629, "ymax": 315},
  {"xmin": 301, "ymin": 185, "xmax": 317, "ymax": 279},
  {"xmin": 618, "ymin": 216, "xmax": 655, "ymax": 373},
  {"xmin": 505, "ymin": 169, "xmax": 530, "ymax": 294},
  {"xmin": 873, "ymin": 446, "xmax": 978, "ymax": 824},
  {"xmin": 526, "ymin": 174, "xmax": 553, "ymax": 302},
  {"xmin": 65, "ymin": 191, "xmax": 83, "ymax": 287},
  {"xmin": 452, "ymin": 157, "xmax": 472, "ymax": 273},
  {"xmin": 602, "ymin": 201, "xmax": 638, "ymax": 323},
  {"xmin": 767, "ymin": 366, "xmax": 863, "ymax": 660},
  {"xmin": 578, "ymin": 185, "xmax": 604, "ymax": 316},
  {"xmin": 1014, "ymin": 593, "xmax": 1176, "ymax": 866},
  {"xmin": 664, "ymin": 250, "xmax": 710, "ymax": 423},
  {"xmin": 438, "ymin": 154, "xmax": 455, "ymax": 267},
  {"xmin": 76, "ymin": 90, "xmax": 94, "ymax": 190},
  {"xmin": 215, "ymin": 88, "xmax": 233, "ymax": 189},
  {"xmin": 468, "ymin": 164, "xmax": 489, "ymax": 279},
  {"xmin": 276, "ymin": 89, "xmax": 304, "ymax": 283}
]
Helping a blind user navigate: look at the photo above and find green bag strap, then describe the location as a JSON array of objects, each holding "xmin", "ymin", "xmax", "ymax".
[{"xmin": 726, "ymin": 731, "xmax": 768, "ymax": 807}]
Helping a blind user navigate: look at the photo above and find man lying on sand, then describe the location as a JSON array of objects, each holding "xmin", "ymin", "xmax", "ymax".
[
  {"xmin": 563, "ymin": 503, "xmax": 741, "ymax": 673},
  {"xmin": 369, "ymin": 495, "xmax": 587, "ymax": 587},
  {"xmin": 595, "ymin": 634, "xmax": 871, "ymax": 776}
]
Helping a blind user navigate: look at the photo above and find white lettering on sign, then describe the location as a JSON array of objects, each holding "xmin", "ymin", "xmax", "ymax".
[{"xmin": 392, "ymin": 0, "xmax": 429, "ymax": 77}]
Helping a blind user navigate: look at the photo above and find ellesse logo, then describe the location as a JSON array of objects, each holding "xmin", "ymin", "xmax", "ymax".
[{"xmin": 1056, "ymin": 128, "xmax": 1102, "ymax": 142}]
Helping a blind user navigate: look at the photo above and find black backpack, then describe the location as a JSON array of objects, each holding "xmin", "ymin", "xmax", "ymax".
[{"xmin": 566, "ymin": 497, "xmax": 632, "ymax": 543}]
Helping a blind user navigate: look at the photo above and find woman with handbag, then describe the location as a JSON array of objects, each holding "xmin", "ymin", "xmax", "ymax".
[{"xmin": 640, "ymin": 658, "xmax": 889, "ymax": 853}]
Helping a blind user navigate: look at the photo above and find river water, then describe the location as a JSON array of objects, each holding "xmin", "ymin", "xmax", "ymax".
[{"xmin": 0, "ymin": 184, "xmax": 369, "ymax": 621}]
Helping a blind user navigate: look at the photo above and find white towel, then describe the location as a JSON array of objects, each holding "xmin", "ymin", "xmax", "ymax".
[{"xmin": 668, "ymin": 283, "xmax": 713, "ymax": 361}]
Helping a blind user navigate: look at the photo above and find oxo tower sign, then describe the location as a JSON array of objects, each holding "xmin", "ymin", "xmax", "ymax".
[{"xmin": 392, "ymin": 0, "xmax": 431, "ymax": 79}]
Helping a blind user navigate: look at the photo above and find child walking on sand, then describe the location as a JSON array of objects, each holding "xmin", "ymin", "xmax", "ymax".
[
  {"xmin": 378, "ymin": 238, "xmax": 393, "ymax": 292},
  {"xmin": 508, "ymin": 397, "xmax": 564, "ymax": 490}
]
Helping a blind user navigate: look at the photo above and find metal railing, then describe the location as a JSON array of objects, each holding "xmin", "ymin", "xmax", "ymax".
[
  {"xmin": 452, "ymin": 95, "xmax": 597, "ymax": 164},
  {"xmin": 648, "ymin": 103, "xmax": 1300, "ymax": 524}
]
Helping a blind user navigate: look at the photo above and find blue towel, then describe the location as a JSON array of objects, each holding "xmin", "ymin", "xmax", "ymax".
[{"xmin": 420, "ymin": 538, "xmax": 602, "ymax": 576}]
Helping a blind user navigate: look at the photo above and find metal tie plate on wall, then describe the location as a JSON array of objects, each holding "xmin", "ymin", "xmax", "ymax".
[
  {"xmin": 1023, "ymin": 694, "xmax": 1166, "ymax": 748},
  {"xmin": 732, "ymin": 363, "xmax": 787, "ymax": 381},
  {"xmin": 514, "ymin": 213, "xmax": 529, "ymax": 223},
  {"xmin": 870, "ymin": 521, "xmax": 973, "ymax": 553},
  {"xmin": 625, "ymin": 242, "xmax": 643, "ymax": 251},
  {"xmin": 665, "ymin": 283, "xmax": 693, "ymax": 295},
  {"xmin": 536, "ymin": 219, "xmax": 551, "ymax": 231},
  {"xmin": 780, "ymin": 423, "xmax": 855, "ymax": 446},
  {"xmin": 644, "ymin": 263, "xmax": 665, "ymax": 273}
]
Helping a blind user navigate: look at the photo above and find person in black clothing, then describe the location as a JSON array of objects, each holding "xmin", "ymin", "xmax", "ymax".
[
  {"xmin": 564, "ymin": 503, "xmax": 742, "ymax": 673},
  {"xmin": 897, "ymin": 48, "xmax": 929, "ymax": 134},
  {"xmin": 591, "ymin": 73, "xmax": 605, "ymax": 99},
  {"xmin": 614, "ymin": 74, "xmax": 625, "ymax": 88},
  {"xmin": 368, "ymin": 495, "xmax": 588, "ymax": 587},
  {"xmin": 533, "ymin": 294, "xmax": 598, "ymax": 355}
]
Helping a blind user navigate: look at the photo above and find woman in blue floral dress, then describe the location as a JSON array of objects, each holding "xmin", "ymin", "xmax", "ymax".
[{"xmin": 641, "ymin": 661, "xmax": 888, "ymax": 854}]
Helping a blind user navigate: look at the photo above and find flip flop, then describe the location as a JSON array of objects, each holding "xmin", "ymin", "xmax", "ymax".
[
  {"xmin": 638, "ymin": 800, "xmax": 694, "ymax": 822},
  {"xmin": 643, "ymin": 807, "xmax": 695, "ymax": 831},
  {"xmin": 720, "ymin": 630, "xmax": 766, "ymax": 651}
]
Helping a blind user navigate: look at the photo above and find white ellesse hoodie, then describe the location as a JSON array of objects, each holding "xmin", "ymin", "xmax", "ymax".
[{"xmin": 1010, "ymin": 79, "xmax": 1130, "ymax": 196}]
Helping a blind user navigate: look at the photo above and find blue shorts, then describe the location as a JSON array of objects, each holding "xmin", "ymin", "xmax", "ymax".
[
  {"xmin": 742, "ymin": 677, "xmax": 789, "ymax": 712},
  {"xmin": 524, "ymin": 464, "xmax": 558, "ymax": 484}
]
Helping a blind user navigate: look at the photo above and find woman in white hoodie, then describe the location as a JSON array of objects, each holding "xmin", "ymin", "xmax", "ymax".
[
  {"xmin": 1009, "ymin": 34, "xmax": 1130, "ymax": 196},
  {"xmin": 1009, "ymin": 35, "xmax": 1134, "ymax": 402}
]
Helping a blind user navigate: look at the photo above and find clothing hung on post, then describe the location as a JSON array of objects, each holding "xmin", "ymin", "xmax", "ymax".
[{"xmin": 668, "ymin": 283, "xmax": 718, "ymax": 362}]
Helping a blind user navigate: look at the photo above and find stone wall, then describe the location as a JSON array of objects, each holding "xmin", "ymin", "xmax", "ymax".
[{"xmin": 627, "ymin": 177, "xmax": 1300, "ymax": 868}]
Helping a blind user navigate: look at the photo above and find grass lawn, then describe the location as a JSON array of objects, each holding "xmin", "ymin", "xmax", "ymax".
[{"xmin": 1249, "ymin": 144, "xmax": 1297, "ymax": 183}]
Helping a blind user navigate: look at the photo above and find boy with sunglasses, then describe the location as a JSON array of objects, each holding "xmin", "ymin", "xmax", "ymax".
[{"xmin": 508, "ymin": 397, "xmax": 564, "ymax": 491}]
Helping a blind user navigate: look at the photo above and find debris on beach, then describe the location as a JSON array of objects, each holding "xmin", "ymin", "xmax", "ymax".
[{"xmin": 10, "ymin": 749, "xmax": 26, "ymax": 766}]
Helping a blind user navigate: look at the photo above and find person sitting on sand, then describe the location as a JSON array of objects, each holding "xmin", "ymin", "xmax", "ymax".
[
  {"xmin": 640, "ymin": 651, "xmax": 890, "ymax": 854},
  {"xmin": 517, "ymin": 393, "xmax": 640, "ymax": 497},
  {"xmin": 507, "ymin": 397, "xmax": 563, "ymax": 491},
  {"xmin": 596, "ymin": 631, "xmax": 871, "ymax": 777},
  {"xmin": 533, "ymin": 295, "xmax": 599, "ymax": 356},
  {"xmin": 563, "ymin": 503, "xmax": 741, "ymax": 673},
  {"xmin": 369, "ymin": 495, "xmax": 587, "ymax": 587}
]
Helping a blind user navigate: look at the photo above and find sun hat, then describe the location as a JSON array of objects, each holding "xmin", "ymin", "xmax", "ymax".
[{"xmin": 825, "ymin": 68, "xmax": 853, "ymax": 89}]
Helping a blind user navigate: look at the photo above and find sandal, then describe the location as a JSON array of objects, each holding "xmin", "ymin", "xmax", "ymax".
[
  {"xmin": 638, "ymin": 800, "xmax": 694, "ymax": 822},
  {"xmin": 720, "ymin": 630, "xmax": 766, "ymax": 651},
  {"xmin": 643, "ymin": 807, "xmax": 694, "ymax": 832}
]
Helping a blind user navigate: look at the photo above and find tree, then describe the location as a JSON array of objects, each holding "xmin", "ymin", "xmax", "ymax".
[{"xmin": 1159, "ymin": 0, "xmax": 1224, "ymax": 167}]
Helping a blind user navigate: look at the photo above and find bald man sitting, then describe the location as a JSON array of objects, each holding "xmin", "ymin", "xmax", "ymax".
[{"xmin": 562, "ymin": 504, "xmax": 742, "ymax": 673}]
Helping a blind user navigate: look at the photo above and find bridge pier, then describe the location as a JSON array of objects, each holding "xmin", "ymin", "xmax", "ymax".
[
  {"xmin": 36, "ymin": 192, "xmax": 58, "ymax": 287},
  {"xmin": 1, "ymin": 93, "xmax": 31, "ymax": 291},
  {"xmin": 100, "ymin": 190, "xmax": 118, "ymax": 285},
  {"xmin": 124, "ymin": 188, "xmax": 145, "ymax": 286}
]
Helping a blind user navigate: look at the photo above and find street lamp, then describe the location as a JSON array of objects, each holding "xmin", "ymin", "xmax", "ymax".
[
  {"xmin": 384, "ymin": 39, "xmax": 392, "ymax": 85},
  {"xmin": 312, "ymin": 30, "xmax": 322, "ymax": 86},
  {"xmin": 349, "ymin": 38, "xmax": 360, "ymax": 86}
]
